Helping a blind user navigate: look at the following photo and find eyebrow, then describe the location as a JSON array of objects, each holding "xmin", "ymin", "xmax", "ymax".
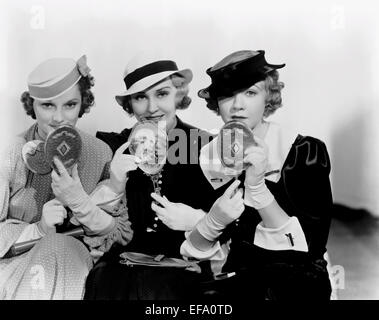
[
  {"xmin": 65, "ymin": 99, "xmax": 79, "ymax": 103},
  {"xmin": 40, "ymin": 98, "xmax": 79, "ymax": 105},
  {"xmin": 155, "ymin": 86, "xmax": 171, "ymax": 91},
  {"xmin": 132, "ymin": 92, "xmax": 147, "ymax": 97},
  {"xmin": 251, "ymin": 84, "xmax": 264, "ymax": 90}
]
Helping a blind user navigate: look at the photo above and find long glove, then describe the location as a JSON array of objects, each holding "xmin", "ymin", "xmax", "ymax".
[
  {"xmin": 109, "ymin": 141, "xmax": 139, "ymax": 194},
  {"xmin": 196, "ymin": 179, "xmax": 244, "ymax": 241},
  {"xmin": 51, "ymin": 158, "xmax": 114, "ymax": 235},
  {"xmin": 243, "ymin": 136, "xmax": 274, "ymax": 209},
  {"xmin": 150, "ymin": 194, "xmax": 206, "ymax": 231}
]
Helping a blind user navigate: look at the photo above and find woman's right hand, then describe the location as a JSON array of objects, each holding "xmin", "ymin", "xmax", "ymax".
[
  {"xmin": 38, "ymin": 199, "xmax": 67, "ymax": 235},
  {"xmin": 196, "ymin": 180, "xmax": 245, "ymax": 242},
  {"xmin": 208, "ymin": 179, "xmax": 245, "ymax": 226},
  {"xmin": 109, "ymin": 141, "xmax": 139, "ymax": 194}
]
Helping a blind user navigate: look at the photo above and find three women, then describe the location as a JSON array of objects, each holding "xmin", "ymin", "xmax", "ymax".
[{"xmin": 1, "ymin": 50, "xmax": 333, "ymax": 300}]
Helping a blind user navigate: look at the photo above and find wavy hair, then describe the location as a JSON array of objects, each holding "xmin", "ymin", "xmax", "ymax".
[
  {"xmin": 120, "ymin": 74, "xmax": 191, "ymax": 115},
  {"xmin": 204, "ymin": 70, "xmax": 284, "ymax": 117}
]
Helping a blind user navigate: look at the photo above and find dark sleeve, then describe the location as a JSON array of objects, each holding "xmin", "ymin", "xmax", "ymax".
[
  {"xmin": 96, "ymin": 128, "xmax": 131, "ymax": 155},
  {"xmin": 280, "ymin": 135, "xmax": 333, "ymax": 259},
  {"xmin": 190, "ymin": 129, "xmax": 219, "ymax": 212}
]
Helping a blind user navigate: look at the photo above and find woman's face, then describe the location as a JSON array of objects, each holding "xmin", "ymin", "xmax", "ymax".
[
  {"xmin": 130, "ymin": 79, "xmax": 177, "ymax": 131},
  {"xmin": 218, "ymin": 81, "xmax": 267, "ymax": 131},
  {"xmin": 33, "ymin": 84, "xmax": 82, "ymax": 140}
]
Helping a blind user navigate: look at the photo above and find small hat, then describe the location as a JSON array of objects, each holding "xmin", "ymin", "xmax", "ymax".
[
  {"xmin": 198, "ymin": 50, "xmax": 285, "ymax": 100},
  {"xmin": 27, "ymin": 55, "xmax": 90, "ymax": 101},
  {"xmin": 115, "ymin": 54, "xmax": 193, "ymax": 107}
]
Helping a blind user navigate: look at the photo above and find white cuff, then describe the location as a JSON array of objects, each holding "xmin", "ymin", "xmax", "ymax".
[
  {"xmin": 180, "ymin": 231, "xmax": 226, "ymax": 261},
  {"xmin": 254, "ymin": 216, "xmax": 308, "ymax": 252},
  {"xmin": 244, "ymin": 182, "xmax": 275, "ymax": 209},
  {"xmin": 15, "ymin": 223, "xmax": 44, "ymax": 244}
]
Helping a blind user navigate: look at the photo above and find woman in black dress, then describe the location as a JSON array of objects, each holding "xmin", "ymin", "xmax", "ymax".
[
  {"xmin": 180, "ymin": 50, "xmax": 333, "ymax": 300},
  {"xmin": 84, "ymin": 55, "xmax": 217, "ymax": 299}
]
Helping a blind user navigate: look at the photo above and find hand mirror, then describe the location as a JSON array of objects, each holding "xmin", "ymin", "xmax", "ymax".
[
  {"xmin": 128, "ymin": 121, "xmax": 168, "ymax": 176},
  {"xmin": 22, "ymin": 125, "xmax": 82, "ymax": 175},
  {"xmin": 45, "ymin": 125, "xmax": 82, "ymax": 173},
  {"xmin": 216, "ymin": 120, "xmax": 256, "ymax": 175},
  {"xmin": 128, "ymin": 121, "xmax": 168, "ymax": 233}
]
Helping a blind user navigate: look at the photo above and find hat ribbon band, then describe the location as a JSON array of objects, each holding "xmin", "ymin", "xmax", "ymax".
[
  {"xmin": 28, "ymin": 66, "xmax": 81, "ymax": 100},
  {"xmin": 124, "ymin": 60, "xmax": 178, "ymax": 90}
]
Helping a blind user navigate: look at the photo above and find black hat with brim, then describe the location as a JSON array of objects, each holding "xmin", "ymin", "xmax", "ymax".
[{"xmin": 198, "ymin": 50, "xmax": 285, "ymax": 100}]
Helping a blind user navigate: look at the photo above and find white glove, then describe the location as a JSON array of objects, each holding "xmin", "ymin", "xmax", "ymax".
[
  {"xmin": 109, "ymin": 141, "xmax": 139, "ymax": 194},
  {"xmin": 51, "ymin": 157, "xmax": 114, "ymax": 234},
  {"xmin": 51, "ymin": 158, "xmax": 89, "ymax": 210},
  {"xmin": 37, "ymin": 198, "xmax": 67, "ymax": 235},
  {"xmin": 243, "ymin": 136, "xmax": 274, "ymax": 209},
  {"xmin": 151, "ymin": 194, "xmax": 206, "ymax": 231},
  {"xmin": 196, "ymin": 179, "xmax": 244, "ymax": 241}
]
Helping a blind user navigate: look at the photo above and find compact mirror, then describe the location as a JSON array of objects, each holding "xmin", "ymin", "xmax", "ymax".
[
  {"xmin": 217, "ymin": 120, "xmax": 256, "ymax": 175},
  {"xmin": 22, "ymin": 140, "xmax": 51, "ymax": 174},
  {"xmin": 22, "ymin": 125, "xmax": 82, "ymax": 174},
  {"xmin": 45, "ymin": 125, "xmax": 82, "ymax": 172},
  {"xmin": 128, "ymin": 121, "xmax": 168, "ymax": 175}
]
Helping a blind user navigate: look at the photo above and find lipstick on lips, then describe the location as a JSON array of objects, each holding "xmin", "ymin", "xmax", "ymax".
[
  {"xmin": 231, "ymin": 116, "xmax": 247, "ymax": 120},
  {"xmin": 144, "ymin": 115, "xmax": 164, "ymax": 121}
]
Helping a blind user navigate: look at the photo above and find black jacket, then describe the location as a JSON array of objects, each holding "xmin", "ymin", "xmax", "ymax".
[{"xmin": 96, "ymin": 117, "xmax": 217, "ymax": 257}]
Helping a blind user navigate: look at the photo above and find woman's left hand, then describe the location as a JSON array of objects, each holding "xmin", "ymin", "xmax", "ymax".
[
  {"xmin": 150, "ymin": 193, "xmax": 205, "ymax": 231},
  {"xmin": 243, "ymin": 136, "xmax": 269, "ymax": 188},
  {"xmin": 51, "ymin": 157, "xmax": 88, "ymax": 208}
]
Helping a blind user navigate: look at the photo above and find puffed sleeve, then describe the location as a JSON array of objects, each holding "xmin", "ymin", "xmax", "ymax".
[
  {"xmin": 0, "ymin": 140, "xmax": 30, "ymax": 257},
  {"xmin": 280, "ymin": 135, "xmax": 333, "ymax": 258},
  {"xmin": 79, "ymin": 143, "xmax": 133, "ymax": 253},
  {"xmin": 81, "ymin": 192, "xmax": 133, "ymax": 253}
]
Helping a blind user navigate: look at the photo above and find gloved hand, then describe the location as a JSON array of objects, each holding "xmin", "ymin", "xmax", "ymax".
[
  {"xmin": 51, "ymin": 157, "xmax": 89, "ymax": 210},
  {"xmin": 109, "ymin": 141, "xmax": 139, "ymax": 194},
  {"xmin": 243, "ymin": 136, "xmax": 274, "ymax": 209},
  {"xmin": 37, "ymin": 198, "xmax": 67, "ymax": 235},
  {"xmin": 151, "ymin": 194, "xmax": 206, "ymax": 231},
  {"xmin": 196, "ymin": 179, "xmax": 244, "ymax": 241},
  {"xmin": 51, "ymin": 157, "xmax": 115, "ymax": 235}
]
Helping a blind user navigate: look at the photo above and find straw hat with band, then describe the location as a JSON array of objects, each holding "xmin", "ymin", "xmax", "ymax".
[
  {"xmin": 115, "ymin": 56, "xmax": 193, "ymax": 107},
  {"xmin": 198, "ymin": 50, "xmax": 285, "ymax": 100}
]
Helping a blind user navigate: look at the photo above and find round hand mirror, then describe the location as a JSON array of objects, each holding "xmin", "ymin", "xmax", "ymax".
[
  {"xmin": 22, "ymin": 140, "xmax": 51, "ymax": 174},
  {"xmin": 45, "ymin": 125, "xmax": 82, "ymax": 172},
  {"xmin": 128, "ymin": 121, "xmax": 168, "ymax": 175},
  {"xmin": 217, "ymin": 120, "xmax": 256, "ymax": 175}
]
